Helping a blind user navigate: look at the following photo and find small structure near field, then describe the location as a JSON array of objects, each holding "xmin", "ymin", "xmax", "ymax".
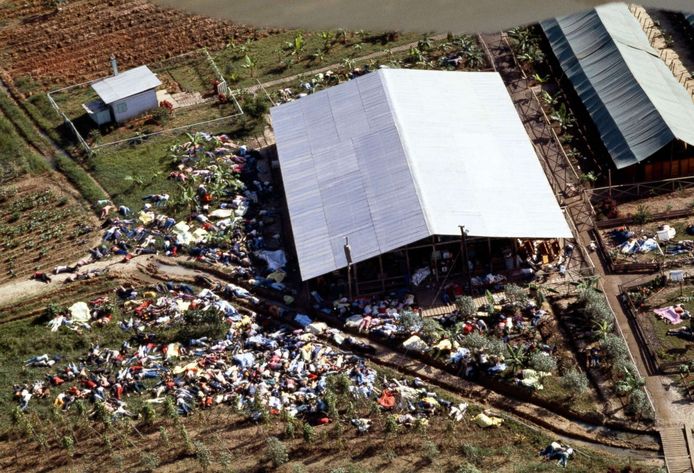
[{"xmin": 83, "ymin": 58, "xmax": 161, "ymax": 125}]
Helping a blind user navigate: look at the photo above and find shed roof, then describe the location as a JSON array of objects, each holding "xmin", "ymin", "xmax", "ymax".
[
  {"xmin": 271, "ymin": 69, "xmax": 572, "ymax": 281},
  {"xmin": 91, "ymin": 65, "xmax": 161, "ymax": 104},
  {"xmin": 542, "ymin": 3, "xmax": 694, "ymax": 169}
]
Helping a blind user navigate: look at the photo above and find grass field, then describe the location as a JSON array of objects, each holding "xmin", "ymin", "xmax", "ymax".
[
  {"xmin": 0, "ymin": 276, "xmax": 122, "ymax": 420},
  {"xmin": 636, "ymin": 283, "xmax": 694, "ymax": 365},
  {"xmin": 0, "ymin": 101, "xmax": 48, "ymax": 183},
  {"xmin": 214, "ymin": 30, "xmax": 423, "ymax": 88}
]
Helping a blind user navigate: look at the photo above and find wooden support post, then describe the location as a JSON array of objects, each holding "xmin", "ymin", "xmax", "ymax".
[
  {"xmin": 354, "ymin": 261, "xmax": 359, "ymax": 297},
  {"xmin": 608, "ymin": 168, "xmax": 612, "ymax": 199},
  {"xmin": 432, "ymin": 236, "xmax": 439, "ymax": 282},
  {"xmin": 460, "ymin": 226, "xmax": 472, "ymax": 294},
  {"xmin": 488, "ymin": 238, "xmax": 493, "ymax": 273}
]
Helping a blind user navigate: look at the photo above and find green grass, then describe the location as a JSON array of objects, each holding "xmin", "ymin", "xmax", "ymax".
[
  {"xmin": 54, "ymin": 154, "xmax": 108, "ymax": 206},
  {"xmin": 190, "ymin": 31, "xmax": 422, "ymax": 89},
  {"xmin": 87, "ymin": 135, "xmax": 180, "ymax": 211},
  {"xmin": 0, "ymin": 88, "xmax": 50, "ymax": 156},
  {"xmin": 0, "ymin": 294, "xmax": 652, "ymax": 473},
  {"xmin": 0, "ymin": 282, "xmax": 121, "ymax": 422},
  {"xmin": 0, "ymin": 107, "xmax": 48, "ymax": 183},
  {"xmin": 86, "ymin": 101, "xmax": 267, "ymax": 212},
  {"xmin": 636, "ymin": 285, "xmax": 694, "ymax": 365}
]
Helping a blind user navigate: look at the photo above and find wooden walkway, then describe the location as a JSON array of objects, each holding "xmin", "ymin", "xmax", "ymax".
[
  {"xmin": 660, "ymin": 425, "xmax": 694, "ymax": 473},
  {"xmin": 420, "ymin": 294, "xmax": 495, "ymax": 318}
]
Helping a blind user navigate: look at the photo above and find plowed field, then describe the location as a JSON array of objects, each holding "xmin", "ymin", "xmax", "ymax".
[
  {"xmin": 0, "ymin": 176, "xmax": 100, "ymax": 285},
  {"xmin": 0, "ymin": 0, "xmax": 269, "ymax": 88}
]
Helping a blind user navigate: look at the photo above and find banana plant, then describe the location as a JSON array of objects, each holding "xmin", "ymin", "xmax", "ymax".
[
  {"xmin": 505, "ymin": 344, "xmax": 527, "ymax": 375},
  {"xmin": 242, "ymin": 55, "xmax": 258, "ymax": 78},
  {"xmin": 319, "ymin": 31, "xmax": 335, "ymax": 51},
  {"xmin": 615, "ymin": 367, "xmax": 645, "ymax": 396},
  {"xmin": 593, "ymin": 320, "xmax": 613, "ymax": 341}
]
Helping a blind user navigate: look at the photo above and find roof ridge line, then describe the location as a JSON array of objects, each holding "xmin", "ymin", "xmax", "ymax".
[{"xmin": 377, "ymin": 69, "xmax": 434, "ymax": 236}]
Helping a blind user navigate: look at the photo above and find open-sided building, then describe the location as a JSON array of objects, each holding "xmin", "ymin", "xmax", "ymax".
[{"xmin": 270, "ymin": 69, "xmax": 572, "ymax": 295}]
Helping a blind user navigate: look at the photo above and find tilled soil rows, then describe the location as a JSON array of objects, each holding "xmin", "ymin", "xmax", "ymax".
[
  {"xmin": 0, "ymin": 176, "xmax": 100, "ymax": 285},
  {"xmin": 0, "ymin": 0, "xmax": 270, "ymax": 89}
]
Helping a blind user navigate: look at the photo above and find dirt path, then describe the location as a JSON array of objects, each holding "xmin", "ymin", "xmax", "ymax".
[{"xmin": 478, "ymin": 29, "xmax": 694, "ymax": 444}]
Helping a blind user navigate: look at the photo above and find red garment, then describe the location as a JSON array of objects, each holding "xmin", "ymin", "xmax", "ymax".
[
  {"xmin": 319, "ymin": 417, "xmax": 331, "ymax": 424},
  {"xmin": 51, "ymin": 376, "xmax": 64, "ymax": 385},
  {"xmin": 377, "ymin": 389, "xmax": 396, "ymax": 409},
  {"xmin": 463, "ymin": 323, "xmax": 474, "ymax": 335}
]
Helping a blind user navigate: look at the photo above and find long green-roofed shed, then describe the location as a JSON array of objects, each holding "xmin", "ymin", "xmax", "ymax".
[{"xmin": 542, "ymin": 3, "xmax": 694, "ymax": 171}]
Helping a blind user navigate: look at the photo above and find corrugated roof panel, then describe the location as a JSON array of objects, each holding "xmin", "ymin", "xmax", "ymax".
[
  {"xmin": 542, "ymin": 3, "xmax": 694, "ymax": 169},
  {"xmin": 382, "ymin": 69, "xmax": 571, "ymax": 240},
  {"xmin": 270, "ymin": 69, "xmax": 572, "ymax": 280},
  {"xmin": 91, "ymin": 65, "xmax": 161, "ymax": 104}
]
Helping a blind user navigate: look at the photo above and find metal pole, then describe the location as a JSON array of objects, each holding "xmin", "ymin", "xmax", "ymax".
[{"xmin": 459, "ymin": 225, "xmax": 472, "ymax": 294}]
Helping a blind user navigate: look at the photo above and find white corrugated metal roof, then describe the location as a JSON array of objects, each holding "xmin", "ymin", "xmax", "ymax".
[
  {"xmin": 91, "ymin": 65, "xmax": 161, "ymax": 104},
  {"xmin": 271, "ymin": 69, "xmax": 572, "ymax": 281}
]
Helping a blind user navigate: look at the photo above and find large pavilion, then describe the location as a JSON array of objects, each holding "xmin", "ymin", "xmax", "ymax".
[{"xmin": 270, "ymin": 69, "xmax": 572, "ymax": 294}]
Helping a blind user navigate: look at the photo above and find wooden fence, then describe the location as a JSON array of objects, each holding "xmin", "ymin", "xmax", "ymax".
[
  {"xmin": 595, "ymin": 207, "xmax": 694, "ymax": 229},
  {"xmin": 592, "ymin": 227, "xmax": 661, "ymax": 274},
  {"xmin": 619, "ymin": 278, "xmax": 690, "ymax": 375},
  {"xmin": 589, "ymin": 176, "xmax": 694, "ymax": 206}
]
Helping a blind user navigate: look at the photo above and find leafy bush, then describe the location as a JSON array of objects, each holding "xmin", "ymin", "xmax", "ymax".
[
  {"xmin": 176, "ymin": 309, "xmax": 227, "ymax": 342},
  {"xmin": 455, "ymin": 296, "xmax": 477, "ymax": 318},
  {"xmin": 420, "ymin": 318, "xmax": 445, "ymax": 344},
  {"xmin": 302, "ymin": 423, "xmax": 316, "ymax": 443},
  {"xmin": 577, "ymin": 288, "xmax": 603, "ymax": 306},
  {"xmin": 602, "ymin": 334, "xmax": 629, "ymax": 363},
  {"xmin": 140, "ymin": 403, "xmax": 156, "ymax": 425},
  {"xmin": 421, "ymin": 440, "xmax": 440, "ymax": 462},
  {"xmin": 456, "ymin": 463, "xmax": 482, "ymax": 473},
  {"xmin": 626, "ymin": 389, "xmax": 654, "ymax": 420},
  {"xmin": 266, "ymin": 437, "xmax": 289, "ymax": 468},
  {"xmin": 528, "ymin": 352, "xmax": 557, "ymax": 373},
  {"xmin": 242, "ymin": 94, "xmax": 270, "ymax": 119},
  {"xmin": 584, "ymin": 298, "xmax": 614, "ymax": 325},
  {"xmin": 484, "ymin": 337, "xmax": 507, "ymax": 357},
  {"xmin": 632, "ymin": 205, "xmax": 651, "ymax": 225},
  {"xmin": 195, "ymin": 441, "xmax": 213, "ymax": 472},
  {"xmin": 560, "ymin": 369, "xmax": 589, "ymax": 395},
  {"xmin": 140, "ymin": 452, "xmax": 160, "ymax": 472},
  {"xmin": 459, "ymin": 332, "xmax": 488, "ymax": 351},
  {"xmin": 400, "ymin": 310, "xmax": 423, "ymax": 332},
  {"xmin": 504, "ymin": 284, "xmax": 527, "ymax": 306}
]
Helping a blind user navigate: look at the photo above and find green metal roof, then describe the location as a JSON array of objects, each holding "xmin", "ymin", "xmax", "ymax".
[{"xmin": 542, "ymin": 3, "xmax": 694, "ymax": 169}]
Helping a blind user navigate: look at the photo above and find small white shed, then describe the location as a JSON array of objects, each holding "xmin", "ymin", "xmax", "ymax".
[{"xmin": 85, "ymin": 65, "xmax": 162, "ymax": 125}]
